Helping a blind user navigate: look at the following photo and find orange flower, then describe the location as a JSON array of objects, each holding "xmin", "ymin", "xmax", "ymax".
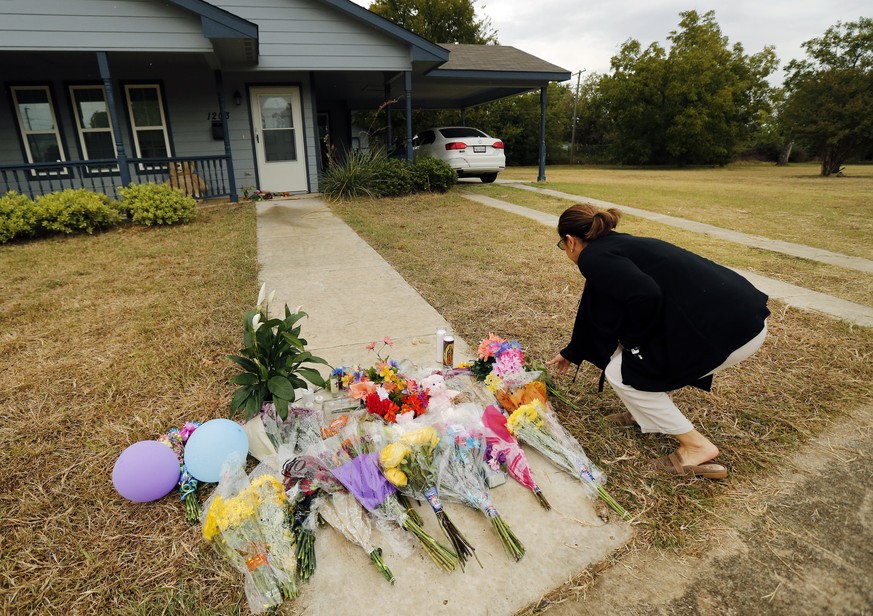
[{"xmin": 349, "ymin": 380, "xmax": 377, "ymax": 400}]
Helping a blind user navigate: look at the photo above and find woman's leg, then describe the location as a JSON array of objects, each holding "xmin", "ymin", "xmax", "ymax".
[{"xmin": 604, "ymin": 350, "xmax": 720, "ymax": 466}]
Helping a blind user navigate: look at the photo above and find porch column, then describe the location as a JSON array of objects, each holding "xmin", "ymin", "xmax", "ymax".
[
  {"xmin": 385, "ymin": 83, "xmax": 393, "ymax": 152},
  {"xmin": 96, "ymin": 52, "xmax": 130, "ymax": 187},
  {"xmin": 404, "ymin": 72, "xmax": 413, "ymax": 162},
  {"xmin": 537, "ymin": 86, "xmax": 547, "ymax": 182},
  {"xmin": 214, "ymin": 70, "xmax": 238, "ymax": 202},
  {"xmin": 460, "ymin": 107, "xmax": 466, "ymax": 126}
]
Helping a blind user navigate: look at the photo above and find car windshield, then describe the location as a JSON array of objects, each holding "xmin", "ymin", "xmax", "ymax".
[{"xmin": 438, "ymin": 127, "xmax": 488, "ymax": 139}]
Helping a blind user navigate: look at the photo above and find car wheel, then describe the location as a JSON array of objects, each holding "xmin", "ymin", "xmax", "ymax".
[{"xmin": 480, "ymin": 173, "xmax": 498, "ymax": 183}]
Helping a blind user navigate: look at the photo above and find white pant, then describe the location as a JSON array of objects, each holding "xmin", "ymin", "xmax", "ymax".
[{"xmin": 603, "ymin": 323, "xmax": 768, "ymax": 435}]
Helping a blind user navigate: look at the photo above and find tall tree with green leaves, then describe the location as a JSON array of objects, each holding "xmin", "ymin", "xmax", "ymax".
[
  {"xmin": 368, "ymin": 0, "xmax": 497, "ymax": 44},
  {"xmin": 781, "ymin": 18, "xmax": 873, "ymax": 176},
  {"xmin": 597, "ymin": 10, "xmax": 777, "ymax": 165}
]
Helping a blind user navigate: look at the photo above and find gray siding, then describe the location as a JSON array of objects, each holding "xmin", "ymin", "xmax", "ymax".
[
  {"xmin": 212, "ymin": 0, "xmax": 410, "ymax": 71},
  {"xmin": 0, "ymin": 0, "xmax": 211, "ymax": 52}
]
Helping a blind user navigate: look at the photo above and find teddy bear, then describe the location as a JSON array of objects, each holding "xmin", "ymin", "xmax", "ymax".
[{"xmin": 420, "ymin": 373, "xmax": 460, "ymax": 413}]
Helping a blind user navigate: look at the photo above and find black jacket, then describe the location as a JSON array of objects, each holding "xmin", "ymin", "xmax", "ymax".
[{"xmin": 560, "ymin": 232, "xmax": 770, "ymax": 392}]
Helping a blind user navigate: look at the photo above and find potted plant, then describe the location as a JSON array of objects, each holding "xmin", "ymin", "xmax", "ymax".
[{"xmin": 228, "ymin": 284, "xmax": 329, "ymax": 460}]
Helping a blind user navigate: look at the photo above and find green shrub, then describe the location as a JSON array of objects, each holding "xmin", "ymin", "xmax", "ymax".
[
  {"xmin": 118, "ymin": 183, "xmax": 197, "ymax": 226},
  {"xmin": 320, "ymin": 149, "xmax": 381, "ymax": 201},
  {"xmin": 0, "ymin": 191, "xmax": 40, "ymax": 243},
  {"xmin": 373, "ymin": 158, "xmax": 414, "ymax": 197},
  {"xmin": 35, "ymin": 189, "xmax": 121, "ymax": 235},
  {"xmin": 411, "ymin": 156, "xmax": 457, "ymax": 193}
]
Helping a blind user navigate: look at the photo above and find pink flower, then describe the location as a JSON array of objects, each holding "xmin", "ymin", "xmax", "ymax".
[
  {"xmin": 494, "ymin": 347, "xmax": 524, "ymax": 378},
  {"xmin": 383, "ymin": 336, "xmax": 394, "ymax": 347},
  {"xmin": 477, "ymin": 333, "xmax": 505, "ymax": 361},
  {"xmin": 349, "ymin": 380, "xmax": 377, "ymax": 400},
  {"xmin": 366, "ymin": 341, "xmax": 377, "ymax": 352}
]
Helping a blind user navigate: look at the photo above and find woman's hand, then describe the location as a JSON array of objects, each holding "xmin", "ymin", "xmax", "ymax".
[{"xmin": 546, "ymin": 353, "xmax": 571, "ymax": 373}]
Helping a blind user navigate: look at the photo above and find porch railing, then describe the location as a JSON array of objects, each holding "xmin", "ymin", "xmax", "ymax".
[{"xmin": 0, "ymin": 155, "xmax": 233, "ymax": 201}]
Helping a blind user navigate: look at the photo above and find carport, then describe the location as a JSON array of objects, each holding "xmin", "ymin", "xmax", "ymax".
[{"xmin": 311, "ymin": 43, "xmax": 571, "ymax": 182}]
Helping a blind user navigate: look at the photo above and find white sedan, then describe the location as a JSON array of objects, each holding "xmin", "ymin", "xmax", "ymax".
[{"xmin": 412, "ymin": 127, "xmax": 505, "ymax": 183}]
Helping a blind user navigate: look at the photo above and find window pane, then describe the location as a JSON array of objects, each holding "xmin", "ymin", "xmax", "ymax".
[
  {"xmin": 75, "ymin": 89, "xmax": 109, "ymax": 128},
  {"xmin": 439, "ymin": 127, "xmax": 487, "ymax": 138},
  {"xmin": 17, "ymin": 90, "xmax": 55, "ymax": 131},
  {"xmin": 264, "ymin": 129, "xmax": 296, "ymax": 162},
  {"xmin": 137, "ymin": 129, "xmax": 168, "ymax": 158},
  {"xmin": 128, "ymin": 87, "xmax": 162, "ymax": 127},
  {"xmin": 27, "ymin": 134, "xmax": 63, "ymax": 162},
  {"xmin": 260, "ymin": 96, "xmax": 293, "ymax": 129},
  {"xmin": 84, "ymin": 132, "xmax": 115, "ymax": 159}
]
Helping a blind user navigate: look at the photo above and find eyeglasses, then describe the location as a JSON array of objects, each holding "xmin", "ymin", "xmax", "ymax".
[{"xmin": 557, "ymin": 237, "xmax": 567, "ymax": 250}]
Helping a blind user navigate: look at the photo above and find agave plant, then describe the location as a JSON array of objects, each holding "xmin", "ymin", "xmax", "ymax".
[{"xmin": 228, "ymin": 284, "xmax": 329, "ymax": 420}]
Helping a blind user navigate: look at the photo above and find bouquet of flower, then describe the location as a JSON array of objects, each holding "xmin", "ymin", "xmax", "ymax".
[
  {"xmin": 482, "ymin": 405, "xmax": 551, "ymax": 510},
  {"xmin": 342, "ymin": 339, "xmax": 429, "ymax": 423},
  {"xmin": 201, "ymin": 457, "xmax": 293, "ymax": 613},
  {"xmin": 249, "ymin": 471, "xmax": 299, "ymax": 598},
  {"xmin": 318, "ymin": 490, "xmax": 396, "ymax": 584},
  {"xmin": 435, "ymin": 411, "xmax": 525, "ymax": 561},
  {"xmin": 474, "ymin": 334, "xmax": 579, "ymax": 411},
  {"xmin": 316, "ymin": 432, "xmax": 458, "ymax": 572},
  {"xmin": 380, "ymin": 425, "xmax": 478, "ymax": 569},
  {"xmin": 506, "ymin": 399, "xmax": 630, "ymax": 520},
  {"xmin": 156, "ymin": 421, "xmax": 202, "ymax": 523}
]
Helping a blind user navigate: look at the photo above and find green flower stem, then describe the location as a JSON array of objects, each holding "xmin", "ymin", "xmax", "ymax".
[
  {"xmin": 368, "ymin": 548, "xmax": 396, "ymax": 585},
  {"xmin": 490, "ymin": 515, "xmax": 525, "ymax": 562},
  {"xmin": 183, "ymin": 494, "xmax": 201, "ymax": 525},
  {"xmin": 402, "ymin": 517, "xmax": 458, "ymax": 572},
  {"xmin": 295, "ymin": 529, "xmax": 316, "ymax": 583},
  {"xmin": 534, "ymin": 488, "xmax": 551, "ymax": 510}
]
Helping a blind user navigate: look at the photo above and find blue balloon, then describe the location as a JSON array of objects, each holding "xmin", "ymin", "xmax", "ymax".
[
  {"xmin": 183, "ymin": 418, "xmax": 249, "ymax": 483},
  {"xmin": 113, "ymin": 440, "xmax": 181, "ymax": 502}
]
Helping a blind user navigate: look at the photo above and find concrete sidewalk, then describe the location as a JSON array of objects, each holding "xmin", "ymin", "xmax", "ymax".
[
  {"xmin": 461, "ymin": 191, "xmax": 873, "ymax": 328},
  {"xmin": 256, "ymin": 197, "xmax": 633, "ymax": 615}
]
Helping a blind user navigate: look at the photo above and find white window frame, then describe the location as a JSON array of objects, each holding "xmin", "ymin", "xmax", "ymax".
[
  {"xmin": 69, "ymin": 85, "xmax": 118, "ymax": 173},
  {"xmin": 10, "ymin": 85, "xmax": 68, "ymax": 176},
  {"xmin": 123, "ymin": 83, "xmax": 172, "ymax": 171}
]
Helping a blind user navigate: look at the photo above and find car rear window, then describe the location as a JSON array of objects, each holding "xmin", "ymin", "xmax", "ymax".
[{"xmin": 438, "ymin": 127, "xmax": 488, "ymax": 139}]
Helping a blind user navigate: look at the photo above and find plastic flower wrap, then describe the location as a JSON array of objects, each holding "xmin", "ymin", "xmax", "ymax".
[
  {"xmin": 481, "ymin": 405, "xmax": 551, "ymax": 510},
  {"xmin": 313, "ymin": 430, "xmax": 458, "ymax": 572},
  {"xmin": 317, "ymin": 491, "xmax": 396, "ymax": 584},
  {"xmin": 157, "ymin": 422, "xmax": 202, "ymax": 523},
  {"xmin": 435, "ymin": 405, "xmax": 525, "ymax": 561},
  {"xmin": 249, "ymin": 469, "xmax": 299, "ymax": 598},
  {"xmin": 201, "ymin": 455, "xmax": 290, "ymax": 613},
  {"xmin": 380, "ymin": 424, "xmax": 478, "ymax": 569},
  {"xmin": 506, "ymin": 399, "xmax": 630, "ymax": 520}
]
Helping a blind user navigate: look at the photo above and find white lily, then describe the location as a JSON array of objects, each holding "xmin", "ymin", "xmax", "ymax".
[
  {"xmin": 267, "ymin": 289, "xmax": 276, "ymax": 310},
  {"xmin": 256, "ymin": 282, "xmax": 266, "ymax": 307},
  {"xmin": 252, "ymin": 313, "xmax": 263, "ymax": 331}
]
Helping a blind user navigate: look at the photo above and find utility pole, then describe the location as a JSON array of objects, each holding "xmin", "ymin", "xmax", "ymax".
[{"xmin": 570, "ymin": 69, "xmax": 585, "ymax": 158}]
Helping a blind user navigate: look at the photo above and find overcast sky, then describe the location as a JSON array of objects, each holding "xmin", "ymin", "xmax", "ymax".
[{"xmin": 350, "ymin": 0, "xmax": 870, "ymax": 86}]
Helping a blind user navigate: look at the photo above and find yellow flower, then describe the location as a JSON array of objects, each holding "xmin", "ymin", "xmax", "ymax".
[
  {"xmin": 485, "ymin": 372, "xmax": 503, "ymax": 394},
  {"xmin": 506, "ymin": 401, "xmax": 543, "ymax": 435},
  {"xmin": 202, "ymin": 496, "xmax": 224, "ymax": 541},
  {"xmin": 384, "ymin": 467, "xmax": 408, "ymax": 487},
  {"xmin": 380, "ymin": 442, "xmax": 410, "ymax": 469},
  {"xmin": 400, "ymin": 426, "xmax": 439, "ymax": 448},
  {"xmin": 251, "ymin": 474, "xmax": 286, "ymax": 505}
]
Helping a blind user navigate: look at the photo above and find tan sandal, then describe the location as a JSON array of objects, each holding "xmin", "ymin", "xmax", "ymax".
[{"xmin": 651, "ymin": 452, "xmax": 728, "ymax": 480}]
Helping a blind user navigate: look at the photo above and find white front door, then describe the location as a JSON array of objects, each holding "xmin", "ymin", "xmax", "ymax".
[{"xmin": 250, "ymin": 86, "xmax": 307, "ymax": 192}]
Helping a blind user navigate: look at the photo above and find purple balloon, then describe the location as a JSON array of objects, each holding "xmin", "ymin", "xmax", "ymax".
[{"xmin": 113, "ymin": 440, "xmax": 181, "ymax": 503}]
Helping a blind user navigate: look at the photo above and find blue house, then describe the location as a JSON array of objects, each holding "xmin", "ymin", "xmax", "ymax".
[{"xmin": 0, "ymin": 0, "xmax": 570, "ymax": 201}]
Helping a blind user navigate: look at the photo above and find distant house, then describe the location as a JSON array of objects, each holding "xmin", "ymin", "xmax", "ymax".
[{"xmin": 0, "ymin": 0, "xmax": 569, "ymax": 201}]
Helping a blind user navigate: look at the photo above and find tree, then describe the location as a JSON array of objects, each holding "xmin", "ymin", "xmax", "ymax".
[
  {"xmin": 596, "ymin": 11, "xmax": 777, "ymax": 165},
  {"xmin": 368, "ymin": 0, "xmax": 497, "ymax": 44},
  {"xmin": 781, "ymin": 18, "xmax": 873, "ymax": 176}
]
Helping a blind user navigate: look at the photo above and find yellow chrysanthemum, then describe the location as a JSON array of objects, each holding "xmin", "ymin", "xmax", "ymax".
[
  {"xmin": 506, "ymin": 400, "xmax": 545, "ymax": 435},
  {"xmin": 251, "ymin": 474, "xmax": 286, "ymax": 505},
  {"xmin": 485, "ymin": 372, "xmax": 503, "ymax": 394},
  {"xmin": 384, "ymin": 467, "xmax": 408, "ymax": 487},
  {"xmin": 380, "ymin": 442, "xmax": 411, "ymax": 469},
  {"xmin": 202, "ymin": 496, "xmax": 224, "ymax": 541}
]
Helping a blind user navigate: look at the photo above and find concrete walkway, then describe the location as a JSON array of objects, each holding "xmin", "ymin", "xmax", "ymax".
[
  {"xmin": 461, "ymin": 191, "xmax": 873, "ymax": 328},
  {"xmin": 256, "ymin": 197, "xmax": 633, "ymax": 616}
]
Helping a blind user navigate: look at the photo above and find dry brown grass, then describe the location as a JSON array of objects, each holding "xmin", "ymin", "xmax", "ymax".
[
  {"xmin": 0, "ymin": 205, "xmax": 257, "ymax": 614},
  {"xmin": 330, "ymin": 192, "xmax": 873, "ymax": 552},
  {"xmin": 462, "ymin": 183, "xmax": 873, "ymax": 308}
]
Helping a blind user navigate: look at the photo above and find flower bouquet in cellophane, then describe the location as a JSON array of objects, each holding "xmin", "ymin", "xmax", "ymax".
[
  {"xmin": 201, "ymin": 454, "xmax": 296, "ymax": 613},
  {"xmin": 434, "ymin": 404, "xmax": 525, "ymax": 561},
  {"xmin": 315, "ymin": 428, "xmax": 459, "ymax": 572},
  {"xmin": 506, "ymin": 399, "xmax": 631, "ymax": 520},
  {"xmin": 379, "ymin": 423, "xmax": 478, "ymax": 570},
  {"xmin": 482, "ymin": 405, "xmax": 551, "ymax": 510}
]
